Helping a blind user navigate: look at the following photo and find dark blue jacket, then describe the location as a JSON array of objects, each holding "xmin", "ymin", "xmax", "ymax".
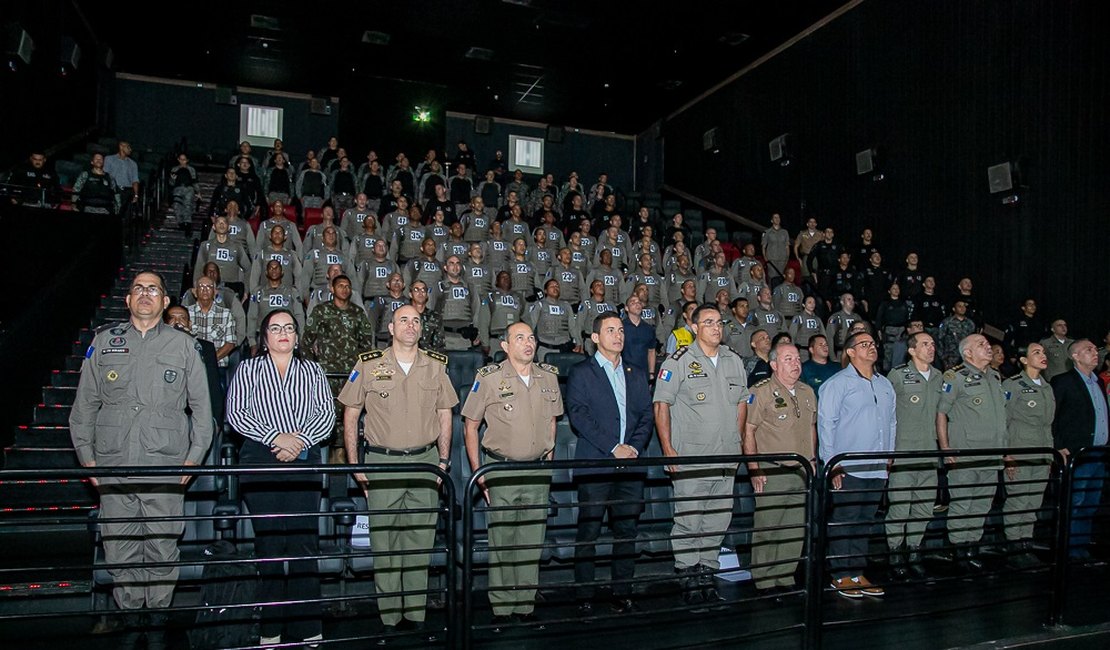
[{"xmin": 566, "ymin": 354, "xmax": 654, "ymax": 474}]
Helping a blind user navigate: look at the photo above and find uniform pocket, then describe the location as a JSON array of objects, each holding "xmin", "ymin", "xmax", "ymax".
[
  {"xmin": 156, "ymin": 354, "xmax": 186, "ymax": 402},
  {"xmin": 141, "ymin": 415, "xmax": 188, "ymax": 457},
  {"xmin": 93, "ymin": 411, "xmax": 126, "ymax": 456}
]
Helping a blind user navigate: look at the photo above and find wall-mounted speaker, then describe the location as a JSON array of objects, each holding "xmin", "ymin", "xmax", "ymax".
[
  {"xmin": 215, "ymin": 86, "xmax": 238, "ymax": 106},
  {"xmin": 4, "ymin": 24, "xmax": 34, "ymax": 65},
  {"xmin": 474, "ymin": 116, "xmax": 492, "ymax": 135},
  {"xmin": 310, "ymin": 97, "xmax": 332, "ymax": 115},
  {"xmin": 769, "ymin": 133, "xmax": 793, "ymax": 163}
]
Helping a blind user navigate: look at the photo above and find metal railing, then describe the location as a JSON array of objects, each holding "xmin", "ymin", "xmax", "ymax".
[{"xmin": 0, "ymin": 446, "xmax": 1106, "ymax": 648}]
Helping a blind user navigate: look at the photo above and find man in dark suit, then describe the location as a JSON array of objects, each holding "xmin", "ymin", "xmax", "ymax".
[
  {"xmin": 566, "ymin": 311, "xmax": 654, "ymax": 614},
  {"xmin": 1050, "ymin": 338, "xmax": 1109, "ymax": 558}
]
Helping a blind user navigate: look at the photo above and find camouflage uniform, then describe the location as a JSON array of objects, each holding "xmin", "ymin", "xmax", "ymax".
[
  {"xmin": 418, "ymin": 308, "xmax": 446, "ymax": 352},
  {"xmin": 301, "ymin": 301, "xmax": 375, "ymax": 460}
]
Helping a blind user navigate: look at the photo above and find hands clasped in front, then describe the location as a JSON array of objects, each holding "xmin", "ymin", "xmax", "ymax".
[{"xmin": 270, "ymin": 432, "xmax": 307, "ymax": 463}]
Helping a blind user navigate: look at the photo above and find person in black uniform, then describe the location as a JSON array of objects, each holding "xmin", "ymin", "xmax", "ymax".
[{"xmin": 6, "ymin": 150, "xmax": 58, "ymax": 205}]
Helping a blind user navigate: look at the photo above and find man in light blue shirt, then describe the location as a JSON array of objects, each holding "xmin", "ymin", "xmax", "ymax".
[
  {"xmin": 103, "ymin": 140, "xmax": 140, "ymax": 214},
  {"xmin": 818, "ymin": 330, "xmax": 897, "ymax": 598}
]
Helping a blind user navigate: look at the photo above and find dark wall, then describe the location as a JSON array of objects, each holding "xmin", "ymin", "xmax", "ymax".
[
  {"xmin": 444, "ymin": 114, "xmax": 635, "ymax": 192},
  {"xmin": 112, "ymin": 77, "xmax": 339, "ymax": 158},
  {"xmin": 664, "ymin": 0, "xmax": 1110, "ymax": 338}
]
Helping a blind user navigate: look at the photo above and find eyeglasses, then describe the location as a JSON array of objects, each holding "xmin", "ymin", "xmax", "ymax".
[
  {"xmin": 852, "ymin": 340, "xmax": 877, "ymax": 350},
  {"xmin": 196, "ymin": 284, "xmax": 216, "ymax": 291},
  {"xmin": 130, "ymin": 285, "xmax": 163, "ymax": 297},
  {"xmin": 698, "ymin": 319, "xmax": 724, "ymax": 328},
  {"xmin": 267, "ymin": 324, "xmax": 297, "ymax": 335}
]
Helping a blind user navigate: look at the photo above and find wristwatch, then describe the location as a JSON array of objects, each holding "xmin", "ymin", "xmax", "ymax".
[{"xmin": 438, "ymin": 457, "xmax": 452, "ymax": 471}]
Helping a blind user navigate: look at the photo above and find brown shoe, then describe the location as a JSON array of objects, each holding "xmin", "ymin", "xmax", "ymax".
[
  {"xmin": 830, "ymin": 576, "xmax": 862, "ymax": 599},
  {"xmin": 855, "ymin": 575, "xmax": 885, "ymax": 597}
]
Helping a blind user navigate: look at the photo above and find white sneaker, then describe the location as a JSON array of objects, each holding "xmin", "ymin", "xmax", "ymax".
[{"xmin": 259, "ymin": 634, "xmax": 281, "ymax": 645}]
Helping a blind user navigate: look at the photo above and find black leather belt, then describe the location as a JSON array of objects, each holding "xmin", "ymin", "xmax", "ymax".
[
  {"xmin": 482, "ymin": 447, "xmax": 548, "ymax": 463},
  {"xmin": 366, "ymin": 443, "xmax": 436, "ymax": 456}
]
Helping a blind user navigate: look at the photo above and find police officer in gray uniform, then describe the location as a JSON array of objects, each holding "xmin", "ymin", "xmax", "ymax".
[
  {"xmin": 70, "ymin": 271, "xmax": 213, "ymax": 648},
  {"xmin": 480, "ymin": 271, "xmax": 525, "ymax": 353},
  {"xmin": 357, "ymin": 240, "xmax": 398, "ymax": 301},
  {"xmin": 585, "ymin": 250, "xmax": 622, "ymax": 306},
  {"xmin": 248, "ymin": 263, "xmax": 306, "ymax": 350},
  {"xmin": 462, "ymin": 244, "xmax": 495, "ymax": 298},
  {"xmin": 654, "ymin": 303, "xmax": 749, "ymax": 606},
  {"xmin": 525, "ymin": 279, "xmax": 581, "ymax": 360},
  {"xmin": 937, "ymin": 333, "xmax": 1009, "ymax": 572},
  {"xmin": 438, "ymin": 256, "xmax": 482, "ymax": 350},
  {"xmin": 885, "ymin": 331, "xmax": 942, "ymax": 579},
  {"xmin": 547, "ymin": 248, "xmax": 588, "ymax": 307}
]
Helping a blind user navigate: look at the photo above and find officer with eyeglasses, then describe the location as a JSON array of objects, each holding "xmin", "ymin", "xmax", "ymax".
[
  {"xmin": 69, "ymin": 271, "xmax": 213, "ymax": 649},
  {"xmin": 654, "ymin": 303, "xmax": 750, "ymax": 608}
]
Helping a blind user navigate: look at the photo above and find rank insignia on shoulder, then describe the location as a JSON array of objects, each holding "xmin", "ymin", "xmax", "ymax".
[
  {"xmin": 538, "ymin": 362, "xmax": 559, "ymax": 375},
  {"xmin": 751, "ymin": 378, "xmax": 771, "ymax": 389},
  {"xmin": 671, "ymin": 346, "xmax": 689, "ymax": 360},
  {"xmin": 359, "ymin": 349, "xmax": 384, "ymax": 362},
  {"xmin": 421, "ymin": 348, "xmax": 448, "ymax": 365},
  {"xmin": 478, "ymin": 363, "xmax": 502, "ymax": 377}
]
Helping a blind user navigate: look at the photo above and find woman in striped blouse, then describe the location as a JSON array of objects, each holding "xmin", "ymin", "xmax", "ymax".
[{"xmin": 226, "ymin": 308, "xmax": 334, "ymax": 648}]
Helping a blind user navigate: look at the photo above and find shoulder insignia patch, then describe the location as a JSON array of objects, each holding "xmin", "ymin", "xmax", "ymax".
[
  {"xmin": 1007, "ymin": 373, "xmax": 1023, "ymax": 382},
  {"xmin": 538, "ymin": 362, "xmax": 559, "ymax": 375},
  {"xmin": 359, "ymin": 349, "xmax": 384, "ymax": 362},
  {"xmin": 950, "ymin": 363, "xmax": 966, "ymax": 373},
  {"xmin": 421, "ymin": 348, "xmax": 448, "ymax": 364},
  {"xmin": 671, "ymin": 346, "xmax": 689, "ymax": 360},
  {"xmin": 95, "ymin": 321, "xmax": 122, "ymax": 334},
  {"xmin": 751, "ymin": 378, "xmax": 772, "ymax": 389},
  {"xmin": 894, "ymin": 363, "xmax": 909, "ymax": 371},
  {"xmin": 478, "ymin": 363, "xmax": 502, "ymax": 377},
  {"xmin": 943, "ymin": 369, "xmax": 957, "ymax": 380}
]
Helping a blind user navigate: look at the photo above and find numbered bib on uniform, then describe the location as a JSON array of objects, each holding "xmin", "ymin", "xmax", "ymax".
[
  {"xmin": 433, "ymin": 227, "xmax": 447, "ymax": 237},
  {"xmin": 390, "ymin": 300, "xmax": 404, "ymax": 311},
  {"xmin": 493, "ymin": 241, "xmax": 506, "ymax": 251},
  {"xmin": 451, "ymin": 287, "xmax": 468, "ymax": 299},
  {"xmin": 516, "ymin": 264, "xmax": 529, "ymax": 274},
  {"xmin": 787, "ymin": 292, "xmax": 799, "ymax": 302},
  {"xmin": 549, "ymin": 305, "xmax": 564, "ymax": 315},
  {"xmin": 572, "ymin": 252, "xmax": 585, "ymax": 263},
  {"xmin": 375, "ymin": 266, "xmax": 388, "ymax": 278},
  {"xmin": 229, "ymin": 224, "xmax": 241, "ymax": 235},
  {"xmin": 764, "ymin": 314, "xmax": 778, "ymax": 324},
  {"xmin": 512, "ymin": 224, "xmax": 526, "ymax": 235},
  {"xmin": 268, "ymin": 252, "xmax": 286, "ymax": 263},
  {"xmin": 474, "ymin": 217, "xmax": 486, "ymax": 228},
  {"xmin": 363, "ymin": 238, "xmax": 375, "ymax": 248},
  {"xmin": 538, "ymin": 251, "xmax": 550, "ymax": 261},
  {"xmin": 471, "ymin": 267, "xmax": 483, "ymax": 277},
  {"xmin": 396, "ymin": 216, "xmax": 408, "ymax": 226},
  {"xmin": 215, "ymin": 248, "xmax": 231, "ymax": 261},
  {"xmin": 268, "ymin": 294, "xmax": 286, "ymax": 307},
  {"xmin": 500, "ymin": 295, "xmax": 517, "ymax": 307},
  {"xmin": 604, "ymin": 276, "xmax": 616, "ymax": 286},
  {"xmin": 645, "ymin": 276, "xmax": 657, "ymax": 285},
  {"xmin": 409, "ymin": 230, "xmax": 423, "ymax": 241},
  {"xmin": 560, "ymin": 272, "xmax": 575, "ymax": 283},
  {"xmin": 643, "ymin": 308, "xmax": 656, "ymax": 319},
  {"xmin": 717, "ymin": 277, "xmax": 729, "ymax": 286},
  {"xmin": 326, "ymin": 254, "xmax": 341, "ymax": 265},
  {"xmin": 423, "ymin": 262, "xmax": 437, "ymax": 272}
]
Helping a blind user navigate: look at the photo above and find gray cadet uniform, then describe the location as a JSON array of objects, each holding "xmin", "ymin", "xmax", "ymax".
[
  {"xmin": 585, "ymin": 266, "xmax": 622, "ymax": 305},
  {"xmin": 257, "ymin": 217, "xmax": 303, "ymax": 254},
  {"xmin": 303, "ymin": 223, "xmax": 349, "ymax": 255},
  {"xmin": 212, "ymin": 217, "xmax": 256, "ymax": 253},
  {"xmin": 348, "ymin": 234, "xmax": 388, "ymax": 270},
  {"xmin": 762, "ymin": 227, "xmax": 791, "ymax": 278},
  {"xmin": 528, "ymin": 248, "xmax": 554, "ymax": 286},
  {"xmin": 731, "ymin": 256, "xmax": 761, "ymax": 285},
  {"xmin": 736, "ymin": 280, "xmax": 767, "ymax": 303},
  {"xmin": 750, "ymin": 306, "xmax": 785, "ymax": 338},
  {"xmin": 379, "ymin": 209, "xmax": 410, "ymax": 245},
  {"xmin": 938, "ymin": 363, "xmax": 1008, "ymax": 545},
  {"xmin": 437, "ymin": 278, "xmax": 482, "ymax": 350},
  {"xmin": 788, "ymin": 313, "xmax": 827, "ymax": 358},
  {"xmin": 1039, "ymin": 336, "xmax": 1074, "ymax": 381},
  {"xmin": 404, "ymin": 258, "xmax": 444, "ymax": 305},
  {"xmin": 826, "ymin": 310, "xmax": 861, "ymax": 359},
  {"xmin": 577, "ymin": 234, "xmax": 597, "ymax": 261},
  {"xmin": 337, "ymin": 348, "xmax": 457, "ymax": 627},
  {"xmin": 396, "ymin": 222, "xmax": 427, "ymax": 261},
  {"xmin": 653, "ymin": 344, "xmax": 750, "ymax": 571},
  {"xmin": 699, "ymin": 269, "xmax": 736, "ymax": 304},
  {"xmin": 502, "ymin": 219, "xmax": 531, "ymax": 245},
  {"xmin": 747, "ymin": 376, "xmax": 816, "ymax": 591},
  {"xmin": 300, "ymin": 246, "xmax": 353, "ymax": 302},
  {"xmin": 665, "ymin": 270, "xmax": 698, "ymax": 308},
  {"xmin": 69, "ymin": 321, "xmax": 214, "ymax": 610},
  {"xmin": 1001, "ymin": 372, "xmax": 1056, "ymax": 542},
  {"xmin": 526, "ymin": 297, "xmax": 580, "ymax": 360},
  {"xmin": 340, "ymin": 206, "xmax": 375, "ymax": 240},
  {"xmin": 568, "ymin": 248, "xmax": 591, "ymax": 274},
  {"xmin": 507, "ymin": 258, "xmax": 536, "ymax": 301},
  {"xmin": 577, "ymin": 299, "xmax": 617, "ymax": 353},
  {"xmin": 486, "ymin": 239, "xmax": 512, "ymax": 274},
  {"xmin": 462, "ymin": 260, "xmax": 494, "ymax": 298},
  {"xmin": 358, "ymin": 258, "xmax": 398, "ymax": 301},
  {"xmin": 247, "ymin": 285, "xmax": 305, "ymax": 346},
  {"xmin": 885, "ymin": 362, "xmax": 943, "ymax": 552},
  {"xmin": 249, "ymin": 247, "xmax": 302, "ymax": 294},
  {"xmin": 773, "ymin": 281, "xmax": 805, "ymax": 318},
  {"xmin": 439, "ymin": 239, "xmax": 470, "ymax": 264},
  {"xmin": 195, "ymin": 237, "xmax": 252, "ymax": 285},
  {"xmin": 370, "ymin": 295, "xmax": 410, "ymax": 347},
  {"xmin": 623, "ymin": 270, "xmax": 665, "ymax": 308},
  {"xmin": 479, "ymin": 289, "xmax": 525, "ymax": 349},
  {"xmin": 462, "ymin": 362, "xmax": 562, "ymax": 617},
  {"xmin": 460, "ymin": 210, "xmax": 491, "ymax": 242},
  {"xmin": 547, "ymin": 263, "xmax": 587, "ymax": 305}
]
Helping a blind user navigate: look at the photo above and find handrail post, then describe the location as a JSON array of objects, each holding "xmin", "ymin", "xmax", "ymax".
[
  {"xmin": 804, "ymin": 461, "xmax": 827, "ymax": 650},
  {"xmin": 1048, "ymin": 451, "xmax": 1074, "ymax": 626},
  {"xmin": 462, "ymin": 470, "xmax": 479, "ymax": 650},
  {"xmin": 441, "ymin": 467, "xmax": 457, "ymax": 649}
]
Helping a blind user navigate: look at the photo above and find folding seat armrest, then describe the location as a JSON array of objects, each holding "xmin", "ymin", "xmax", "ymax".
[
  {"xmin": 213, "ymin": 499, "xmax": 240, "ymax": 533},
  {"xmin": 330, "ymin": 497, "xmax": 357, "ymax": 527}
]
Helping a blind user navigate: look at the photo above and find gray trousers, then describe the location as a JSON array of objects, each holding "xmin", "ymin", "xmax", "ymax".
[
  {"xmin": 671, "ymin": 468, "xmax": 735, "ymax": 570},
  {"xmin": 885, "ymin": 462, "xmax": 938, "ymax": 549},
  {"xmin": 751, "ymin": 466, "xmax": 808, "ymax": 590},
  {"xmin": 99, "ymin": 484, "xmax": 186, "ymax": 610},
  {"xmin": 947, "ymin": 462, "xmax": 999, "ymax": 545},
  {"xmin": 171, "ymin": 186, "xmax": 195, "ymax": 220},
  {"xmin": 1004, "ymin": 460, "xmax": 1051, "ymax": 541}
]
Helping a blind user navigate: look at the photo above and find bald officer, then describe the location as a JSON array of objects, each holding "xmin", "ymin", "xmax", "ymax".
[
  {"xmin": 654, "ymin": 303, "xmax": 749, "ymax": 607},
  {"xmin": 70, "ymin": 271, "xmax": 213, "ymax": 649},
  {"xmin": 885, "ymin": 331, "xmax": 942, "ymax": 579},
  {"xmin": 937, "ymin": 333, "xmax": 1008, "ymax": 573},
  {"xmin": 744, "ymin": 341, "xmax": 817, "ymax": 595},
  {"xmin": 463, "ymin": 322, "xmax": 563, "ymax": 628},
  {"xmin": 339, "ymin": 305, "xmax": 457, "ymax": 635}
]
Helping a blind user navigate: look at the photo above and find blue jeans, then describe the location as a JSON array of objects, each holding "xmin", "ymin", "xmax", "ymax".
[{"xmin": 1070, "ymin": 452, "xmax": 1107, "ymax": 555}]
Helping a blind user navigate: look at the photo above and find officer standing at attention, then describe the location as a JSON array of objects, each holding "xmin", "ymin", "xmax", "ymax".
[
  {"xmin": 69, "ymin": 271, "xmax": 213, "ymax": 650},
  {"xmin": 937, "ymin": 333, "xmax": 1009, "ymax": 573},
  {"xmin": 338, "ymin": 305, "xmax": 457, "ymax": 638},
  {"xmin": 744, "ymin": 341, "xmax": 817, "ymax": 596},
  {"xmin": 885, "ymin": 331, "xmax": 942, "ymax": 579},
  {"xmin": 654, "ymin": 303, "xmax": 750, "ymax": 607},
  {"xmin": 462, "ymin": 321, "xmax": 563, "ymax": 630}
]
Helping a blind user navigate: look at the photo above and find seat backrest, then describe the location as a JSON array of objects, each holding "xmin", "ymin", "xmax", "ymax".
[
  {"xmin": 446, "ymin": 350, "xmax": 484, "ymax": 395},
  {"xmin": 543, "ymin": 352, "xmax": 588, "ymax": 377}
]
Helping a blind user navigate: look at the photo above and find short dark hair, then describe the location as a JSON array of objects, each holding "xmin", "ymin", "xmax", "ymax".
[
  {"xmin": 730, "ymin": 297, "xmax": 749, "ymax": 309},
  {"xmin": 331, "ymin": 274, "xmax": 352, "ymax": 287},
  {"xmin": 257, "ymin": 308, "xmax": 301, "ymax": 359},
  {"xmin": 845, "ymin": 331, "xmax": 874, "ymax": 351},
  {"xmin": 130, "ymin": 270, "xmax": 167, "ymax": 294},
  {"xmin": 770, "ymin": 332, "xmax": 793, "ymax": 348},
  {"xmin": 592, "ymin": 310, "xmax": 622, "ymax": 335},
  {"xmin": 691, "ymin": 303, "xmax": 720, "ymax": 326},
  {"xmin": 807, "ymin": 334, "xmax": 827, "ymax": 349}
]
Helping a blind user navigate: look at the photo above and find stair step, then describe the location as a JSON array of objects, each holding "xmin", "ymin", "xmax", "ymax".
[
  {"xmin": 0, "ymin": 523, "xmax": 97, "ymax": 587},
  {"xmin": 50, "ymin": 370, "xmax": 80, "ymax": 388},
  {"xmin": 42, "ymin": 387, "xmax": 76, "ymax": 406},
  {"xmin": 0, "ymin": 478, "xmax": 96, "ymax": 509},
  {"xmin": 13, "ymin": 425, "xmax": 72, "ymax": 448},
  {"xmin": 4, "ymin": 447, "xmax": 80, "ymax": 469},
  {"xmin": 32, "ymin": 404, "xmax": 70, "ymax": 425},
  {"xmin": 0, "ymin": 580, "xmax": 93, "ymax": 598}
]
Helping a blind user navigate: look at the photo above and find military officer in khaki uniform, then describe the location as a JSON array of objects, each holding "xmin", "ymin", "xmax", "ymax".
[
  {"xmin": 70, "ymin": 271, "xmax": 213, "ymax": 648},
  {"xmin": 462, "ymin": 321, "xmax": 563, "ymax": 626},
  {"xmin": 937, "ymin": 333, "xmax": 1009, "ymax": 572},
  {"xmin": 654, "ymin": 303, "xmax": 750, "ymax": 606},
  {"xmin": 1001, "ymin": 342, "xmax": 1056, "ymax": 567},
  {"xmin": 885, "ymin": 331, "xmax": 942, "ymax": 579},
  {"xmin": 339, "ymin": 305, "xmax": 457, "ymax": 633},
  {"xmin": 744, "ymin": 342, "xmax": 816, "ymax": 594}
]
